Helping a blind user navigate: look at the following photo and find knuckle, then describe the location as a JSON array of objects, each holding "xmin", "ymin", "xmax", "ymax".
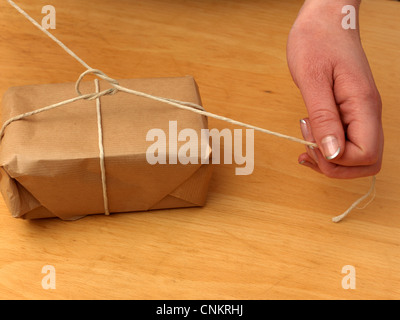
[
  {"xmin": 354, "ymin": 85, "xmax": 383, "ymax": 115},
  {"xmin": 360, "ymin": 138, "xmax": 383, "ymax": 165},
  {"xmin": 308, "ymin": 107, "xmax": 339, "ymax": 129},
  {"xmin": 361, "ymin": 149, "xmax": 379, "ymax": 165},
  {"xmin": 366, "ymin": 88, "xmax": 381, "ymax": 104},
  {"xmin": 371, "ymin": 161, "xmax": 383, "ymax": 176},
  {"xmin": 363, "ymin": 88, "xmax": 382, "ymax": 111}
]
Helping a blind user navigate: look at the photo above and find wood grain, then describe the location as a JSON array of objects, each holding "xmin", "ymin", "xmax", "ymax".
[{"xmin": 0, "ymin": 0, "xmax": 399, "ymax": 299}]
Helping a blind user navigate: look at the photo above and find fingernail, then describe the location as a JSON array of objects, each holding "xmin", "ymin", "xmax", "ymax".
[
  {"xmin": 299, "ymin": 119, "xmax": 310, "ymax": 139},
  {"xmin": 300, "ymin": 119, "xmax": 318, "ymax": 163},
  {"xmin": 321, "ymin": 135, "xmax": 340, "ymax": 160},
  {"xmin": 308, "ymin": 146, "xmax": 319, "ymax": 163},
  {"xmin": 299, "ymin": 160, "xmax": 313, "ymax": 167}
]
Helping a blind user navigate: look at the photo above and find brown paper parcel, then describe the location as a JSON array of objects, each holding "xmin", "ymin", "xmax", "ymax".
[{"xmin": 0, "ymin": 76, "xmax": 213, "ymax": 220}]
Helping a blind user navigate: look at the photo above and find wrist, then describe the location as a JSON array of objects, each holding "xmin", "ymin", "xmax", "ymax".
[
  {"xmin": 303, "ymin": 0, "xmax": 361, "ymax": 11},
  {"xmin": 294, "ymin": 0, "xmax": 361, "ymax": 37},
  {"xmin": 300, "ymin": 0, "xmax": 360, "ymax": 20}
]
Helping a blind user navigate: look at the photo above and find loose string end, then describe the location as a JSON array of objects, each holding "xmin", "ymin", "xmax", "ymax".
[{"xmin": 332, "ymin": 176, "xmax": 376, "ymax": 223}]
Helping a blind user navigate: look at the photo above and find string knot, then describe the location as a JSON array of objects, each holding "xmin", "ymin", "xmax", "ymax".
[{"xmin": 75, "ymin": 69, "xmax": 120, "ymax": 100}]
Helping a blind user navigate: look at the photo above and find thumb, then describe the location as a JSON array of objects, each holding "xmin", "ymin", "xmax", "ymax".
[{"xmin": 298, "ymin": 77, "xmax": 345, "ymax": 161}]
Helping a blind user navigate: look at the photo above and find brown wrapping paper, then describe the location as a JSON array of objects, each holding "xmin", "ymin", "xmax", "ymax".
[{"xmin": 0, "ymin": 76, "xmax": 213, "ymax": 220}]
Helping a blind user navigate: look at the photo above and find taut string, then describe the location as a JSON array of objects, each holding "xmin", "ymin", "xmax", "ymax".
[{"xmin": 3, "ymin": 0, "xmax": 376, "ymax": 222}]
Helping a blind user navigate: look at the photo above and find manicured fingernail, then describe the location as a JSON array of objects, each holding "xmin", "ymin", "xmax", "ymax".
[
  {"xmin": 299, "ymin": 160, "xmax": 313, "ymax": 167},
  {"xmin": 299, "ymin": 119, "xmax": 315, "ymax": 142},
  {"xmin": 300, "ymin": 119, "xmax": 318, "ymax": 163},
  {"xmin": 321, "ymin": 135, "xmax": 340, "ymax": 160},
  {"xmin": 308, "ymin": 146, "xmax": 318, "ymax": 163},
  {"xmin": 299, "ymin": 119, "xmax": 309, "ymax": 138}
]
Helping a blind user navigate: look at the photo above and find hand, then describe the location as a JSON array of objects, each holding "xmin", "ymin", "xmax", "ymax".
[{"xmin": 287, "ymin": 0, "xmax": 383, "ymax": 179}]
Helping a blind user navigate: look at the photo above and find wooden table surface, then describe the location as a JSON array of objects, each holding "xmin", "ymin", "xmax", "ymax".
[{"xmin": 0, "ymin": 0, "xmax": 399, "ymax": 300}]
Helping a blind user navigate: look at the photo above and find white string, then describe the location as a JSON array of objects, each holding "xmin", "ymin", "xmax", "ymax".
[
  {"xmin": 5, "ymin": 0, "xmax": 316, "ymax": 148},
  {"xmin": 0, "ymin": 93, "xmax": 94, "ymax": 139},
  {"xmin": 6, "ymin": 0, "xmax": 91, "ymax": 70},
  {"xmin": 332, "ymin": 176, "xmax": 376, "ymax": 223},
  {"xmin": 356, "ymin": 184, "xmax": 376, "ymax": 210},
  {"xmin": 4, "ymin": 0, "xmax": 377, "ymax": 222},
  {"xmin": 94, "ymin": 79, "xmax": 109, "ymax": 215}
]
